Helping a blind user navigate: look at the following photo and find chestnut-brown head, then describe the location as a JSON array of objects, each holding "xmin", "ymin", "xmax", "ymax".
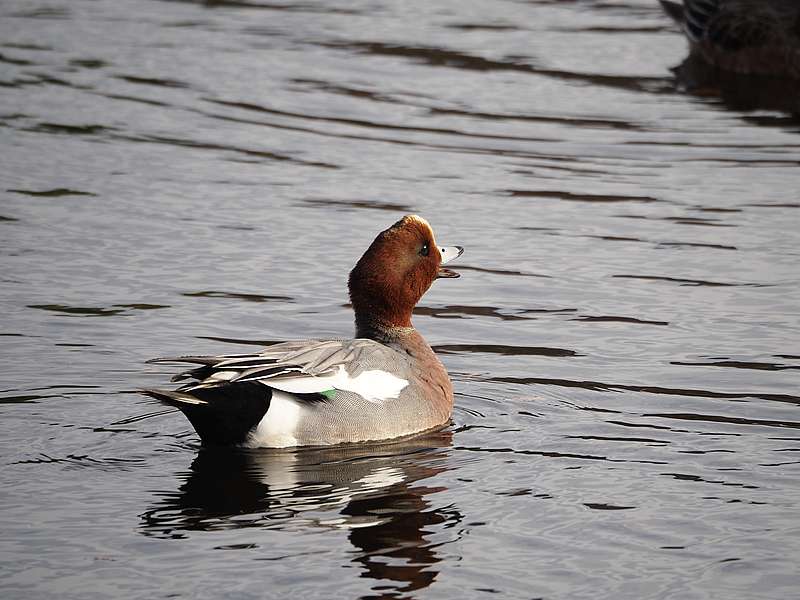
[{"xmin": 349, "ymin": 215, "xmax": 462, "ymax": 335}]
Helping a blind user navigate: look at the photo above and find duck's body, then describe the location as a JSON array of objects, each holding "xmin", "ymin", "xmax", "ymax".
[
  {"xmin": 144, "ymin": 215, "xmax": 462, "ymax": 448},
  {"xmin": 660, "ymin": 0, "xmax": 800, "ymax": 78}
]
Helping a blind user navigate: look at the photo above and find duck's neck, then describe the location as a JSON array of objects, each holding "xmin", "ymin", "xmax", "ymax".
[{"xmin": 354, "ymin": 313, "xmax": 415, "ymax": 343}]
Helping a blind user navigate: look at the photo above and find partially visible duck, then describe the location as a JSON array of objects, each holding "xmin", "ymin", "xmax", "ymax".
[
  {"xmin": 660, "ymin": 0, "xmax": 800, "ymax": 78},
  {"xmin": 143, "ymin": 215, "xmax": 463, "ymax": 448}
]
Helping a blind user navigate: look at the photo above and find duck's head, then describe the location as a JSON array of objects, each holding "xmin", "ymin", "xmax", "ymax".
[{"xmin": 349, "ymin": 215, "xmax": 463, "ymax": 333}]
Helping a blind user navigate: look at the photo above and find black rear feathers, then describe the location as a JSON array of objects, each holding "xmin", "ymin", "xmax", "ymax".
[{"xmin": 144, "ymin": 382, "xmax": 272, "ymax": 446}]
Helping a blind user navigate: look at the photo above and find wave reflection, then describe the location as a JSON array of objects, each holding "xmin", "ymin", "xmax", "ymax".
[{"xmin": 141, "ymin": 431, "xmax": 459, "ymax": 596}]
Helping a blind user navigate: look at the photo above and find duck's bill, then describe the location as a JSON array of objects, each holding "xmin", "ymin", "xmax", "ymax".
[
  {"xmin": 439, "ymin": 246, "xmax": 463, "ymax": 265},
  {"xmin": 438, "ymin": 245, "xmax": 463, "ymax": 278}
]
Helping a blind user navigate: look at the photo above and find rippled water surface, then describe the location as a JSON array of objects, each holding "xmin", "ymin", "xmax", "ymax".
[{"xmin": 2, "ymin": 1, "xmax": 799, "ymax": 598}]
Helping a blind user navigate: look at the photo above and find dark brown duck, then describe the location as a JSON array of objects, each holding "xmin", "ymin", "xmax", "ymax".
[{"xmin": 660, "ymin": 0, "xmax": 800, "ymax": 78}]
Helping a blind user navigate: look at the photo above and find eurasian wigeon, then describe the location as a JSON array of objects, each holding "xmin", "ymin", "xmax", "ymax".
[
  {"xmin": 144, "ymin": 215, "xmax": 463, "ymax": 448},
  {"xmin": 660, "ymin": 0, "xmax": 800, "ymax": 78}
]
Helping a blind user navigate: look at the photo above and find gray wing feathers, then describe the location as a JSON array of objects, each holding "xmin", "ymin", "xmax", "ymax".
[{"xmin": 149, "ymin": 339, "xmax": 406, "ymax": 391}]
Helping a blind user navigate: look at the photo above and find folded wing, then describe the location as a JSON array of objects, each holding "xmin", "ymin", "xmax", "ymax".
[{"xmin": 148, "ymin": 339, "xmax": 409, "ymax": 403}]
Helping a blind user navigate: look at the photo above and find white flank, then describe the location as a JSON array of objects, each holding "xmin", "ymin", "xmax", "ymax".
[
  {"xmin": 266, "ymin": 365, "xmax": 407, "ymax": 403},
  {"xmin": 250, "ymin": 390, "xmax": 302, "ymax": 448}
]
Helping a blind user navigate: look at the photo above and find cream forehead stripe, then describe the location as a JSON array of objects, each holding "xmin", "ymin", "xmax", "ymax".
[{"xmin": 402, "ymin": 215, "xmax": 436, "ymax": 241}]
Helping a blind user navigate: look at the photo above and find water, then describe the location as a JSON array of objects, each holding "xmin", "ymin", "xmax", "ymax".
[{"xmin": 2, "ymin": 0, "xmax": 799, "ymax": 598}]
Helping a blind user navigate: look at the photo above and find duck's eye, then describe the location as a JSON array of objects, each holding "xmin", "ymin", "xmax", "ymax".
[{"xmin": 419, "ymin": 243, "xmax": 430, "ymax": 257}]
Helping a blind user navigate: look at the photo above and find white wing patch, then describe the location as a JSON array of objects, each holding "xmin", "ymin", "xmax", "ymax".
[
  {"xmin": 263, "ymin": 365, "xmax": 408, "ymax": 403},
  {"xmin": 343, "ymin": 368, "xmax": 408, "ymax": 403}
]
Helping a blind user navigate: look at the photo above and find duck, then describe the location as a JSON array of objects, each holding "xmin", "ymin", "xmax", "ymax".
[
  {"xmin": 659, "ymin": 0, "xmax": 800, "ymax": 78},
  {"xmin": 143, "ymin": 215, "xmax": 464, "ymax": 448}
]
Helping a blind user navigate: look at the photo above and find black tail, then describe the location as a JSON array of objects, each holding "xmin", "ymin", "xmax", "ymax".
[
  {"xmin": 659, "ymin": 0, "xmax": 685, "ymax": 25},
  {"xmin": 143, "ymin": 382, "xmax": 272, "ymax": 446}
]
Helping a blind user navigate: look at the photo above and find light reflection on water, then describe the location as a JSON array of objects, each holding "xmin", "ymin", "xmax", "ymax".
[{"xmin": 1, "ymin": 0, "xmax": 799, "ymax": 598}]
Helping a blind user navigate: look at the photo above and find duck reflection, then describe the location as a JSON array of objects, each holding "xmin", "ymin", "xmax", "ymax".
[
  {"xmin": 141, "ymin": 430, "xmax": 459, "ymax": 594},
  {"xmin": 342, "ymin": 477, "xmax": 454, "ymax": 595},
  {"xmin": 670, "ymin": 53, "xmax": 800, "ymax": 117},
  {"xmin": 659, "ymin": 0, "xmax": 800, "ymax": 116}
]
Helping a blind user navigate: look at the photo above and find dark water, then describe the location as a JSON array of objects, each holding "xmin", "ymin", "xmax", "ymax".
[{"xmin": 2, "ymin": 0, "xmax": 799, "ymax": 598}]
